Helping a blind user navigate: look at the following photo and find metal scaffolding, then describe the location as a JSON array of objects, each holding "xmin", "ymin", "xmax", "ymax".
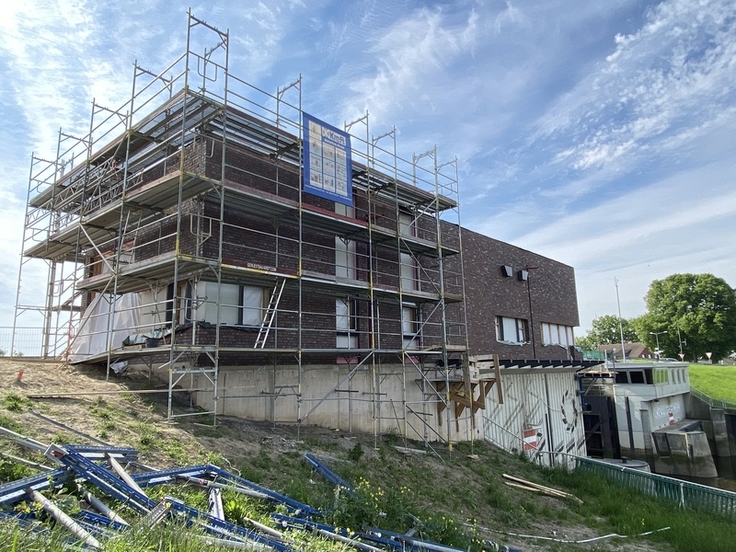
[{"xmin": 14, "ymin": 11, "xmax": 473, "ymax": 446}]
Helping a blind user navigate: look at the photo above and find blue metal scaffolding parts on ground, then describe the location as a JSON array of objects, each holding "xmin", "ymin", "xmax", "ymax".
[{"xmin": 0, "ymin": 438, "xmax": 522, "ymax": 551}]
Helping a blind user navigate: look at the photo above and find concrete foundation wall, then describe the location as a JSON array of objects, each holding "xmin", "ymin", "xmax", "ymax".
[
  {"xmin": 652, "ymin": 430, "xmax": 717, "ymax": 478},
  {"xmin": 192, "ymin": 364, "xmax": 481, "ymax": 443}
]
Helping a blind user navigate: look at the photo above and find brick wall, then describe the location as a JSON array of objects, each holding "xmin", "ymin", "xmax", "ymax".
[
  {"xmin": 454, "ymin": 226, "xmax": 579, "ymax": 359},
  {"xmin": 106, "ymin": 135, "xmax": 579, "ymax": 364}
]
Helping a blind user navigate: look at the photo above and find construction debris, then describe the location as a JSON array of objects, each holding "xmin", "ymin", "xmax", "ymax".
[
  {"xmin": 502, "ymin": 473, "xmax": 584, "ymax": 504},
  {"xmin": 0, "ymin": 431, "xmax": 522, "ymax": 551}
]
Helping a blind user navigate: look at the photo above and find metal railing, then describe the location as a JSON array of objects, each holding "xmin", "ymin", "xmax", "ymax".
[
  {"xmin": 575, "ymin": 456, "xmax": 736, "ymax": 519},
  {"xmin": 689, "ymin": 385, "xmax": 736, "ymax": 411},
  {"xmin": 0, "ymin": 326, "xmax": 44, "ymax": 357}
]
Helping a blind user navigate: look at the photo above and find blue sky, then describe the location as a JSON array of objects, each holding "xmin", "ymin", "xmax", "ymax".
[{"xmin": 1, "ymin": 0, "xmax": 735, "ymax": 335}]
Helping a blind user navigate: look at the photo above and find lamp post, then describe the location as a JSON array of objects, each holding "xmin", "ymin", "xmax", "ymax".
[
  {"xmin": 650, "ymin": 330, "xmax": 668, "ymax": 360},
  {"xmin": 614, "ymin": 277, "xmax": 626, "ymax": 362}
]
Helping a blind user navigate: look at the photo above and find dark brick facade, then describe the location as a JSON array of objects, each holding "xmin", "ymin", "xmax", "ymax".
[
  {"xmin": 456, "ymin": 227, "xmax": 579, "ymax": 359},
  {"xmin": 79, "ymin": 125, "xmax": 579, "ymax": 365}
]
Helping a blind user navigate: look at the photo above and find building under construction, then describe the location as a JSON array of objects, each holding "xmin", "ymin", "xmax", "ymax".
[{"xmin": 14, "ymin": 12, "xmax": 585, "ymax": 451}]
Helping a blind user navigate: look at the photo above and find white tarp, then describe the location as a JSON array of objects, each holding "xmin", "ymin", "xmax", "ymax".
[{"xmin": 69, "ymin": 293, "xmax": 141, "ymax": 361}]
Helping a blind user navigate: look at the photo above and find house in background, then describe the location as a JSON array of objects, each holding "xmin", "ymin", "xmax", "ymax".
[{"xmin": 14, "ymin": 13, "xmax": 592, "ymax": 450}]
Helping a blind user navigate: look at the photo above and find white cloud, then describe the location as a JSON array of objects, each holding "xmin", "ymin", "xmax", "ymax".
[
  {"xmin": 500, "ymin": 157, "xmax": 736, "ymax": 331},
  {"xmin": 532, "ymin": 0, "xmax": 736, "ymax": 177},
  {"xmin": 338, "ymin": 7, "xmax": 478, "ymax": 126}
]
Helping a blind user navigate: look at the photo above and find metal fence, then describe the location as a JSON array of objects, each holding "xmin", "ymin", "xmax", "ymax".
[
  {"xmin": 0, "ymin": 326, "xmax": 44, "ymax": 357},
  {"xmin": 690, "ymin": 385, "xmax": 736, "ymax": 411},
  {"xmin": 575, "ymin": 456, "xmax": 736, "ymax": 519}
]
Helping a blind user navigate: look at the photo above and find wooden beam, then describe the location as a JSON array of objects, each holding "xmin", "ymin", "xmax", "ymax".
[
  {"xmin": 26, "ymin": 388, "xmax": 205, "ymax": 399},
  {"xmin": 494, "ymin": 353, "xmax": 504, "ymax": 404}
]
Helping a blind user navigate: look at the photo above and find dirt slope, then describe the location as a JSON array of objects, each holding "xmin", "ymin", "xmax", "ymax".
[{"xmin": 0, "ymin": 358, "xmax": 670, "ymax": 551}]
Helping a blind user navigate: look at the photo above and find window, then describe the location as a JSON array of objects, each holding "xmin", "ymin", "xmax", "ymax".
[
  {"xmin": 653, "ymin": 368, "xmax": 669, "ymax": 385},
  {"xmin": 629, "ymin": 371, "xmax": 645, "ymax": 384},
  {"xmin": 541, "ymin": 323, "xmax": 574, "ymax": 347},
  {"xmin": 400, "ymin": 252, "xmax": 417, "ymax": 291},
  {"xmin": 496, "ymin": 316, "xmax": 528, "ymax": 344},
  {"xmin": 335, "ymin": 203, "xmax": 356, "ymax": 279},
  {"xmin": 166, "ymin": 282, "xmax": 192, "ymax": 325},
  {"xmin": 399, "ymin": 213, "xmax": 418, "ymax": 291},
  {"xmin": 399, "ymin": 212, "xmax": 416, "ymax": 237},
  {"xmin": 241, "ymin": 286, "xmax": 265, "ymax": 326},
  {"xmin": 402, "ymin": 304, "xmax": 419, "ymax": 350},
  {"xmin": 336, "ymin": 298, "xmax": 358, "ymax": 348},
  {"xmin": 218, "ymin": 283, "xmax": 241, "ymax": 324},
  {"xmin": 200, "ymin": 283, "xmax": 266, "ymax": 326},
  {"xmin": 335, "ymin": 237, "xmax": 356, "ymax": 279}
]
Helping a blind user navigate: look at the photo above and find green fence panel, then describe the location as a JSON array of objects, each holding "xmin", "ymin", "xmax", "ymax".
[{"xmin": 575, "ymin": 457, "xmax": 736, "ymax": 519}]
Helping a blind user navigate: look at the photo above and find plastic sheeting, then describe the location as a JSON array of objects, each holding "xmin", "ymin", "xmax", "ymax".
[{"xmin": 69, "ymin": 293, "xmax": 141, "ymax": 362}]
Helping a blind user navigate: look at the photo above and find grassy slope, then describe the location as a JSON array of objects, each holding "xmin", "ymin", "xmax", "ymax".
[
  {"xmin": 688, "ymin": 364, "xmax": 736, "ymax": 402},
  {"xmin": 1, "ymin": 359, "xmax": 736, "ymax": 551}
]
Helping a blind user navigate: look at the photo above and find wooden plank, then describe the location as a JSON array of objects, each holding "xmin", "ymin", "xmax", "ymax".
[
  {"xmin": 26, "ymin": 388, "xmax": 205, "ymax": 399},
  {"xmin": 494, "ymin": 353, "xmax": 504, "ymax": 404}
]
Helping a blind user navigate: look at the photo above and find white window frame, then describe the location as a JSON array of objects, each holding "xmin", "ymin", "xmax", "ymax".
[
  {"xmin": 399, "ymin": 212, "xmax": 418, "ymax": 291},
  {"xmin": 335, "ymin": 204, "xmax": 357, "ymax": 280},
  {"xmin": 496, "ymin": 316, "xmax": 528, "ymax": 344},
  {"xmin": 336, "ymin": 298, "xmax": 358, "ymax": 348},
  {"xmin": 541, "ymin": 322, "xmax": 575, "ymax": 347},
  {"xmin": 402, "ymin": 304, "xmax": 420, "ymax": 350}
]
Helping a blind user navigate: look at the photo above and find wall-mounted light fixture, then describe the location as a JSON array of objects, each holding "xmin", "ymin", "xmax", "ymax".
[{"xmin": 501, "ymin": 265, "xmax": 513, "ymax": 277}]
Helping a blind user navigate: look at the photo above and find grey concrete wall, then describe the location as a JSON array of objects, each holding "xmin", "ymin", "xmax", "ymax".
[{"xmin": 192, "ymin": 364, "xmax": 483, "ymax": 444}]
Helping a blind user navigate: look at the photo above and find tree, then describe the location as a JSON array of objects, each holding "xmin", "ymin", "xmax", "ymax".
[
  {"xmin": 632, "ymin": 273, "xmax": 736, "ymax": 362},
  {"xmin": 576, "ymin": 315, "xmax": 639, "ymax": 350}
]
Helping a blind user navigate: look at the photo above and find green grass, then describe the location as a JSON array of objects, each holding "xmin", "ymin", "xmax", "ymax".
[
  {"xmin": 5, "ymin": 356, "xmax": 736, "ymax": 551},
  {"xmin": 3, "ymin": 434, "xmax": 736, "ymax": 551},
  {"xmin": 688, "ymin": 364, "xmax": 736, "ymax": 402},
  {"xmin": 2, "ymin": 393, "xmax": 30, "ymax": 413}
]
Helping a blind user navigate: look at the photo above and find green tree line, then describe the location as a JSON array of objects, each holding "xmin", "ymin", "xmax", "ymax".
[{"xmin": 576, "ymin": 273, "xmax": 736, "ymax": 362}]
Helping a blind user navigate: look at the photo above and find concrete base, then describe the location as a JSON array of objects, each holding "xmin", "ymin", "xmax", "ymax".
[
  {"xmin": 652, "ymin": 419, "xmax": 718, "ymax": 478},
  {"xmin": 186, "ymin": 363, "xmax": 484, "ymax": 444}
]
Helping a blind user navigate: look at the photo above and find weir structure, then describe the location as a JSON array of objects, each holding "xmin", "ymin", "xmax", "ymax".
[{"xmin": 13, "ymin": 11, "xmax": 474, "ymax": 447}]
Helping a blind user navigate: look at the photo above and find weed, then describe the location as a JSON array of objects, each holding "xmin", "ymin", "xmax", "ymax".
[
  {"xmin": 133, "ymin": 422, "xmax": 159, "ymax": 451},
  {"xmin": 383, "ymin": 431, "xmax": 400, "ymax": 447},
  {"xmin": 347, "ymin": 442, "xmax": 364, "ymax": 462},
  {"xmin": 3, "ymin": 393, "xmax": 30, "ymax": 413},
  {"xmin": 238, "ymin": 463, "xmax": 265, "ymax": 484},
  {"xmin": 422, "ymin": 513, "xmax": 472, "ymax": 550},
  {"xmin": 0, "ymin": 458, "xmax": 33, "ymax": 483},
  {"xmin": 0, "ymin": 413, "xmax": 21, "ymax": 433},
  {"xmin": 161, "ymin": 438, "xmax": 189, "ymax": 464},
  {"xmin": 304, "ymin": 435, "xmax": 338, "ymax": 450},
  {"xmin": 51, "ymin": 433, "xmax": 72, "ymax": 445}
]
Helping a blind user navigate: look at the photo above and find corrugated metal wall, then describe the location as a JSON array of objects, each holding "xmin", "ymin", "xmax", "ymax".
[{"xmin": 482, "ymin": 369, "xmax": 586, "ymax": 469}]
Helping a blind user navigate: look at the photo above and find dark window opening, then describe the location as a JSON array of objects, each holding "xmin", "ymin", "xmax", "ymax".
[{"xmin": 629, "ymin": 371, "xmax": 645, "ymax": 384}]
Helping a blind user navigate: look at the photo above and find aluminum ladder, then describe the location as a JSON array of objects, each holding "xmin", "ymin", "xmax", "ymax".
[{"xmin": 254, "ymin": 279, "xmax": 286, "ymax": 348}]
